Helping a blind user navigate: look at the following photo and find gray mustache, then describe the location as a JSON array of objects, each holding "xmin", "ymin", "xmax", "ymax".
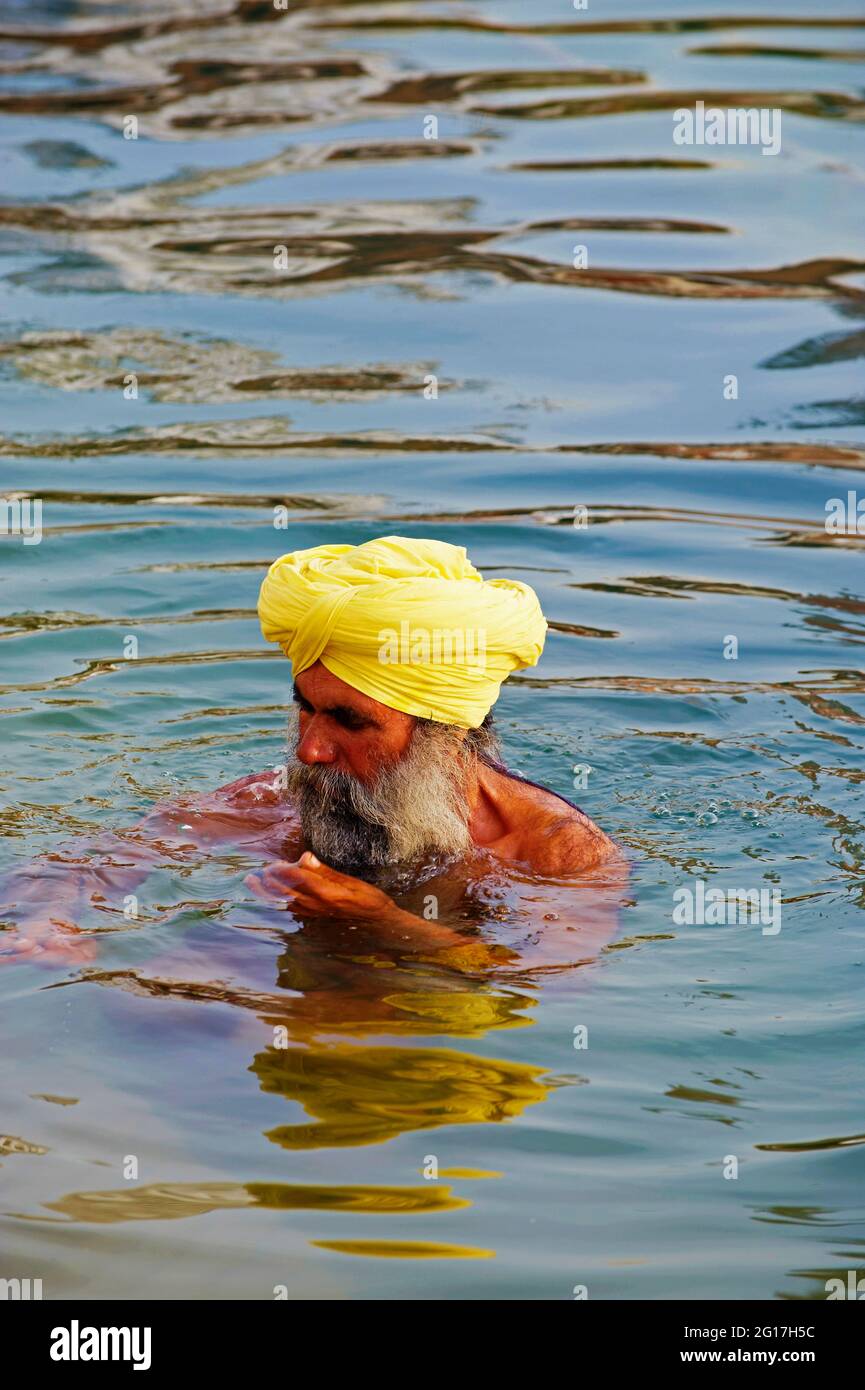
[{"xmin": 288, "ymin": 761, "xmax": 385, "ymax": 822}]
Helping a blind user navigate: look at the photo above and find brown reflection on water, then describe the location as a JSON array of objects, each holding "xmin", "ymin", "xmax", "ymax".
[
  {"xmin": 34, "ymin": 1177, "xmax": 470, "ymax": 1224},
  {"xmin": 572, "ymin": 572, "xmax": 865, "ymax": 623},
  {"xmin": 688, "ymin": 44, "xmax": 865, "ymax": 63},
  {"xmin": 3, "ymin": 648, "xmax": 864, "ymax": 703},
  {"xmin": 366, "ymin": 66, "xmax": 647, "ymax": 105},
  {"xmin": 0, "ymin": 329, "xmax": 439, "ymax": 404},
  {"xmin": 7, "ymin": 187, "xmax": 863, "ymax": 301},
  {"xmin": 756, "ymin": 1131, "xmax": 865, "ymax": 1152},
  {"xmin": 508, "ymin": 157, "xmax": 716, "ymax": 172},
  {"xmin": 310, "ymin": 15, "xmax": 865, "ymax": 38},
  {"xmin": 73, "ymin": 954, "xmax": 537, "ymax": 1043},
  {"xmin": 469, "ymin": 89, "xmax": 865, "ymax": 122},
  {"xmin": 0, "ymin": 427, "xmax": 862, "ymax": 465}
]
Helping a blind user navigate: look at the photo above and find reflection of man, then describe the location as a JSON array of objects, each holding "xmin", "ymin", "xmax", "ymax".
[{"xmin": 245, "ymin": 536, "xmax": 617, "ymax": 951}]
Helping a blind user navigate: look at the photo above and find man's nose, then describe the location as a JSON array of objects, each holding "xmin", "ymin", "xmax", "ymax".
[{"xmin": 296, "ymin": 719, "xmax": 338, "ymax": 766}]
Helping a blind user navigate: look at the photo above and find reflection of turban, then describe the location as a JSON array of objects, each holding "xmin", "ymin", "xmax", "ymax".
[{"xmin": 257, "ymin": 535, "xmax": 547, "ymax": 728}]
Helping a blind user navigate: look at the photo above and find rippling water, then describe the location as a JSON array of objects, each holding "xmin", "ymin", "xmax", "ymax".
[{"xmin": 1, "ymin": 0, "xmax": 864, "ymax": 1301}]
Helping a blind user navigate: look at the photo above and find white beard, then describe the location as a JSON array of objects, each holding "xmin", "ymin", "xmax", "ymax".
[{"xmin": 283, "ymin": 707, "xmax": 475, "ymax": 874}]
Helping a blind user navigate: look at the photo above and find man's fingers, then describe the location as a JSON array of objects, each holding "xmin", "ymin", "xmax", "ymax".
[
  {"xmin": 246, "ymin": 857, "xmax": 396, "ymax": 928},
  {"xmin": 245, "ymin": 870, "xmax": 324, "ymax": 913},
  {"xmin": 250, "ymin": 855, "xmax": 345, "ymax": 893},
  {"xmin": 244, "ymin": 873, "xmax": 273, "ymax": 900},
  {"xmin": 260, "ymin": 863, "xmax": 341, "ymax": 896},
  {"xmin": 245, "ymin": 864, "xmax": 300, "ymax": 895},
  {"xmin": 295, "ymin": 853, "xmax": 344, "ymax": 882},
  {"xmin": 298, "ymin": 854, "xmax": 359, "ymax": 886},
  {"xmin": 261, "ymin": 864, "xmax": 316, "ymax": 893},
  {"xmin": 245, "ymin": 871, "xmax": 301, "ymax": 900}
]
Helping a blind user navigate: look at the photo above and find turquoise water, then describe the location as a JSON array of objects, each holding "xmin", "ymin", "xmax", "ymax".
[{"xmin": 1, "ymin": 0, "xmax": 864, "ymax": 1299}]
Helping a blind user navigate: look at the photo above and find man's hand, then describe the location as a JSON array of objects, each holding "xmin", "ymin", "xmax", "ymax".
[
  {"xmin": 245, "ymin": 852, "xmax": 467, "ymax": 951},
  {"xmin": 245, "ymin": 852, "xmax": 396, "ymax": 922}
]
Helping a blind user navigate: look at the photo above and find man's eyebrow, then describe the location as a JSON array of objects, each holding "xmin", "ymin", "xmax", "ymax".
[
  {"xmin": 291, "ymin": 687, "xmax": 380, "ymax": 727},
  {"xmin": 325, "ymin": 702, "xmax": 380, "ymax": 727}
]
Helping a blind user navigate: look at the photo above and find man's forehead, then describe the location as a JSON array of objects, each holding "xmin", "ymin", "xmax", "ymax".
[{"xmin": 294, "ymin": 663, "xmax": 403, "ymax": 720}]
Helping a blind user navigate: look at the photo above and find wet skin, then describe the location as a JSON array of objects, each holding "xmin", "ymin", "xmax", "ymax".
[
  {"xmin": 244, "ymin": 663, "xmax": 619, "ymax": 949},
  {"xmin": 0, "ymin": 662, "xmax": 624, "ymax": 969}
]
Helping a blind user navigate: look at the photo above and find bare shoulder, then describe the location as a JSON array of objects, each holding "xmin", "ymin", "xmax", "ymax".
[
  {"xmin": 497, "ymin": 772, "xmax": 617, "ymax": 874},
  {"xmin": 532, "ymin": 811, "xmax": 618, "ymax": 874}
]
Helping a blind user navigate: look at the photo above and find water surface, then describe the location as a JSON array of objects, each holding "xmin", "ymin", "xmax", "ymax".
[{"xmin": 0, "ymin": 0, "xmax": 863, "ymax": 1300}]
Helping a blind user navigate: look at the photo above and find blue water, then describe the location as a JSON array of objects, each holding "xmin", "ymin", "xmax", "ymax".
[{"xmin": 0, "ymin": 0, "xmax": 863, "ymax": 1300}]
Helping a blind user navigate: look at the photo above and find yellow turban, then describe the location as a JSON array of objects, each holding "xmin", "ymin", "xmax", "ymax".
[{"xmin": 257, "ymin": 535, "xmax": 547, "ymax": 728}]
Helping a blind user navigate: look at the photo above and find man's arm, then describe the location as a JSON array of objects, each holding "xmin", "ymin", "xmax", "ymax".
[
  {"xmin": 244, "ymin": 850, "xmax": 629, "ymax": 973},
  {"xmin": 245, "ymin": 853, "xmax": 471, "ymax": 954},
  {"xmin": 0, "ymin": 769, "xmax": 293, "ymax": 963}
]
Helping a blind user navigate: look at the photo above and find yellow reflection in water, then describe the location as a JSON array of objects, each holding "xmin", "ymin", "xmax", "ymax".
[
  {"xmin": 35, "ymin": 1179, "xmax": 467, "ymax": 1225},
  {"xmin": 312, "ymin": 1240, "xmax": 494, "ymax": 1260},
  {"xmin": 254, "ymin": 1042, "xmax": 550, "ymax": 1150}
]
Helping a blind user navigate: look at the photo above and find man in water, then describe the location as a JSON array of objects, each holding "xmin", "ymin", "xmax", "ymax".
[
  {"xmin": 243, "ymin": 536, "xmax": 617, "ymax": 959},
  {"xmin": 0, "ymin": 536, "xmax": 620, "ymax": 968}
]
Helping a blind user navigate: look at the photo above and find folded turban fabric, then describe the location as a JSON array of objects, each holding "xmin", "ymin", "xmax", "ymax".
[{"xmin": 257, "ymin": 535, "xmax": 547, "ymax": 728}]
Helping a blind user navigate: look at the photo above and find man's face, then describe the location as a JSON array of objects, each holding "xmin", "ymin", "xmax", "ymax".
[
  {"xmin": 293, "ymin": 662, "xmax": 415, "ymax": 782},
  {"xmin": 285, "ymin": 661, "xmax": 474, "ymax": 873}
]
